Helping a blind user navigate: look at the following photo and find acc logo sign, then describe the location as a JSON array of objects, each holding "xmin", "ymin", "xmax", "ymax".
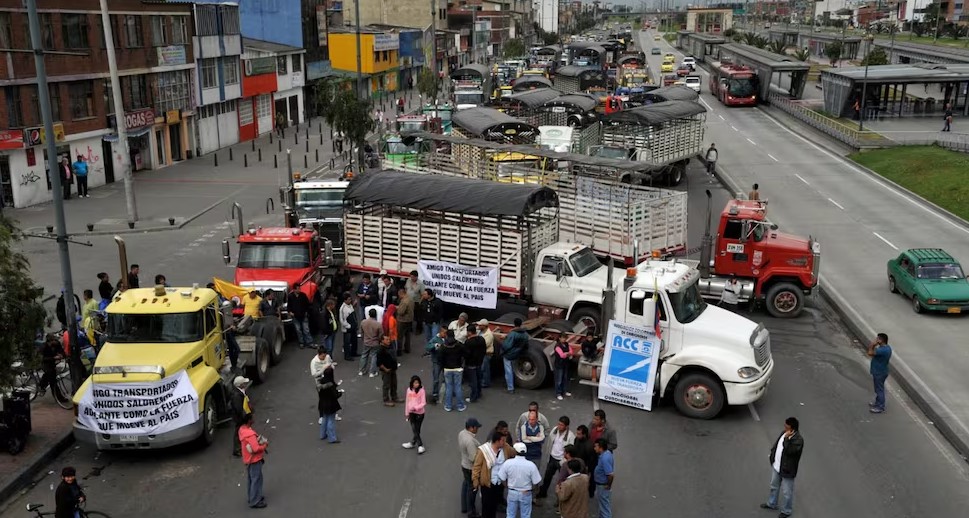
[{"xmin": 611, "ymin": 335, "xmax": 653, "ymax": 355}]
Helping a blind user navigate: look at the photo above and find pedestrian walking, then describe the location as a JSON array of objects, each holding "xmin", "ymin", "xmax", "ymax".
[
  {"xmin": 477, "ymin": 319, "xmax": 495, "ymax": 388},
  {"xmin": 449, "ymin": 312, "xmax": 470, "ymax": 343},
  {"xmin": 310, "ymin": 346, "xmax": 335, "ymax": 382},
  {"xmin": 405, "ymin": 271, "xmax": 424, "ymax": 334},
  {"xmin": 497, "ymin": 443, "xmax": 543, "ymax": 518},
  {"xmin": 719, "ymin": 275, "xmax": 741, "ymax": 311},
  {"xmin": 238, "ymin": 413, "xmax": 269, "ymax": 508},
  {"xmin": 748, "ymin": 183, "xmax": 761, "ymax": 201},
  {"xmin": 317, "ymin": 367, "xmax": 342, "ymax": 443},
  {"xmin": 359, "ymin": 308, "xmax": 383, "ymax": 377},
  {"xmin": 502, "ymin": 318, "xmax": 529, "ymax": 393},
  {"xmin": 555, "ymin": 459, "xmax": 589, "ymax": 518},
  {"xmin": 37, "ymin": 334, "xmax": 64, "ymax": 402},
  {"xmin": 943, "ymin": 103, "xmax": 953, "ymax": 131},
  {"xmin": 440, "ymin": 329, "xmax": 467, "ymax": 412},
  {"xmin": 321, "ymin": 298, "xmax": 339, "ymax": 354},
  {"xmin": 229, "ymin": 376, "xmax": 252, "ymax": 457},
  {"xmin": 396, "ymin": 288, "xmax": 414, "ymax": 354},
  {"xmin": 276, "ymin": 111, "xmax": 285, "ymax": 137},
  {"xmin": 464, "ymin": 325, "xmax": 486, "ymax": 403},
  {"xmin": 58, "ymin": 157, "xmax": 73, "ymax": 200},
  {"xmin": 398, "ymin": 96, "xmax": 405, "ymax": 115},
  {"xmin": 705, "ymin": 143, "xmax": 718, "ymax": 175},
  {"xmin": 378, "ymin": 336, "xmax": 402, "ymax": 406},
  {"xmin": 426, "ymin": 326, "xmax": 447, "ymax": 404},
  {"xmin": 473, "ymin": 430, "xmax": 509, "ymax": 518},
  {"xmin": 402, "ymin": 375, "xmax": 427, "ymax": 454},
  {"xmin": 72, "ymin": 155, "xmax": 89, "ymax": 198},
  {"xmin": 537, "ymin": 416, "xmax": 575, "ymax": 502},
  {"xmin": 287, "ymin": 284, "xmax": 313, "ymax": 349},
  {"xmin": 552, "ymin": 336, "xmax": 572, "ymax": 400},
  {"xmin": 340, "ymin": 294, "xmax": 358, "ymax": 361},
  {"xmin": 420, "ymin": 288, "xmax": 444, "ymax": 343},
  {"xmin": 54, "ymin": 466, "xmax": 85, "ymax": 518},
  {"xmin": 760, "ymin": 417, "xmax": 804, "ymax": 518},
  {"xmin": 867, "ymin": 332, "xmax": 893, "ymax": 414},
  {"xmin": 459, "ymin": 418, "xmax": 483, "ymax": 517},
  {"xmin": 593, "ymin": 438, "xmax": 615, "ymax": 518}
]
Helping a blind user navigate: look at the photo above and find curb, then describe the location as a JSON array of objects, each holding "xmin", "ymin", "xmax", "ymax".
[
  {"xmin": 0, "ymin": 430, "xmax": 75, "ymax": 505},
  {"xmin": 712, "ymin": 109, "xmax": 969, "ymax": 463}
]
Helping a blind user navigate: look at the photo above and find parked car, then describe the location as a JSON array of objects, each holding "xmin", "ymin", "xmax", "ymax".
[
  {"xmin": 887, "ymin": 248, "xmax": 969, "ymax": 314},
  {"xmin": 684, "ymin": 75, "xmax": 701, "ymax": 93}
]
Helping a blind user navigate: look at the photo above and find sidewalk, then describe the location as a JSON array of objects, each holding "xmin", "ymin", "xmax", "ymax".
[{"xmin": 0, "ymin": 396, "xmax": 74, "ymax": 505}]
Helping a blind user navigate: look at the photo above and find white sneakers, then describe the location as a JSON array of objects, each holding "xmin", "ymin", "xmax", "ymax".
[
  {"xmin": 557, "ymin": 395, "xmax": 564, "ymax": 400},
  {"xmin": 418, "ymin": 446, "xmax": 426, "ymax": 454},
  {"xmin": 369, "ymin": 373, "xmax": 377, "ymax": 378},
  {"xmin": 402, "ymin": 442, "xmax": 414, "ymax": 449}
]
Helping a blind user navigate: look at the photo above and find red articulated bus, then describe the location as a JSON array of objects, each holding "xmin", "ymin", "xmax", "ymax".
[{"xmin": 709, "ymin": 62, "xmax": 759, "ymax": 106}]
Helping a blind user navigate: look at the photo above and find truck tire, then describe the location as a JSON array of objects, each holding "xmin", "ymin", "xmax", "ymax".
[
  {"xmin": 513, "ymin": 341, "xmax": 549, "ymax": 390},
  {"xmin": 765, "ymin": 282, "xmax": 804, "ymax": 318},
  {"xmin": 246, "ymin": 338, "xmax": 271, "ymax": 384},
  {"xmin": 269, "ymin": 327, "xmax": 284, "ymax": 366},
  {"xmin": 666, "ymin": 163, "xmax": 685, "ymax": 186},
  {"xmin": 195, "ymin": 393, "xmax": 217, "ymax": 447},
  {"xmin": 546, "ymin": 319, "xmax": 575, "ymax": 334},
  {"xmin": 569, "ymin": 306, "xmax": 600, "ymax": 335},
  {"xmin": 253, "ymin": 318, "xmax": 285, "ymax": 365},
  {"xmin": 673, "ymin": 372, "xmax": 725, "ymax": 419},
  {"xmin": 496, "ymin": 312, "xmax": 527, "ymax": 325}
]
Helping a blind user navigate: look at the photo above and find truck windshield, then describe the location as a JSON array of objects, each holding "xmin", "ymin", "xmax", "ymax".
[
  {"xmin": 106, "ymin": 312, "xmax": 204, "ymax": 343},
  {"xmin": 455, "ymin": 92, "xmax": 482, "ymax": 105},
  {"xmin": 386, "ymin": 141, "xmax": 417, "ymax": 154},
  {"xmin": 238, "ymin": 243, "xmax": 311, "ymax": 269},
  {"xmin": 594, "ymin": 147, "xmax": 628, "ymax": 160},
  {"xmin": 668, "ymin": 282, "xmax": 707, "ymax": 323},
  {"xmin": 570, "ymin": 247, "xmax": 603, "ymax": 277},
  {"xmin": 295, "ymin": 189, "xmax": 344, "ymax": 207}
]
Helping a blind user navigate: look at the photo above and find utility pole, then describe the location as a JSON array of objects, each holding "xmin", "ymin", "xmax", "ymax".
[
  {"xmin": 430, "ymin": 0, "xmax": 437, "ymax": 80},
  {"xmin": 354, "ymin": 0, "xmax": 365, "ymax": 99},
  {"xmin": 99, "ymin": 0, "xmax": 137, "ymax": 223},
  {"xmin": 25, "ymin": 0, "xmax": 84, "ymax": 390}
]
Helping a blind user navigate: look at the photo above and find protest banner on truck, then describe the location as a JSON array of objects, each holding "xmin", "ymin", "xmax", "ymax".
[
  {"xmin": 76, "ymin": 371, "xmax": 199, "ymax": 436},
  {"xmin": 418, "ymin": 260, "xmax": 499, "ymax": 309},
  {"xmin": 598, "ymin": 319, "xmax": 660, "ymax": 410}
]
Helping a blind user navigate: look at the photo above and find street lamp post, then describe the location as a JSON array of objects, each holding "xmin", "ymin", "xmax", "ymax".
[{"xmin": 859, "ymin": 33, "xmax": 874, "ymax": 132}]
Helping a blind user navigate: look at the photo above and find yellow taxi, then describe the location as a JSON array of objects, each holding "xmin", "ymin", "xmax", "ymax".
[
  {"xmin": 663, "ymin": 53, "xmax": 675, "ymax": 63},
  {"xmin": 660, "ymin": 62, "xmax": 674, "ymax": 73},
  {"xmin": 653, "ymin": 35, "xmax": 661, "ymax": 41}
]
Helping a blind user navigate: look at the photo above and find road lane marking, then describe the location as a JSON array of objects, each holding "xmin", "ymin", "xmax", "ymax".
[
  {"xmin": 718, "ymin": 114, "xmax": 725, "ymax": 120},
  {"xmin": 827, "ymin": 198, "xmax": 846, "ymax": 210},
  {"xmin": 698, "ymin": 97, "xmax": 713, "ymax": 111},
  {"xmin": 767, "ymin": 154, "xmax": 778, "ymax": 162},
  {"xmin": 794, "ymin": 174, "xmax": 809, "ymax": 185},
  {"xmin": 747, "ymin": 403, "xmax": 761, "ymax": 422},
  {"xmin": 399, "ymin": 498, "xmax": 411, "ymax": 518},
  {"xmin": 730, "ymin": 125, "xmax": 738, "ymax": 131},
  {"xmin": 746, "ymin": 138, "xmax": 757, "ymax": 146},
  {"xmin": 872, "ymin": 232, "xmax": 899, "ymax": 250}
]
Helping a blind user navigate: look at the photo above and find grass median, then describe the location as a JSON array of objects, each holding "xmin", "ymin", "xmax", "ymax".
[{"xmin": 849, "ymin": 145, "xmax": 969, "ymax": 221}]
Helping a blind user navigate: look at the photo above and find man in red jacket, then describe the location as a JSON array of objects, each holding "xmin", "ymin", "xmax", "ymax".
[{"xmin": 239, "ymin": 413, "xmax": 269, "ymax": 508}]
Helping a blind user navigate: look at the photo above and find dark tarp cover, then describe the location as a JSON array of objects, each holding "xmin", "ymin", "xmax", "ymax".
[
  {"xmin": 345, "ymin": 170, "xmax": 558, "ymax": 216},
  {"xmin": 512, "ymin": 76, "xmax": 553, "ymax": 89},
  {"xmin": 618, "ymin": 55, "xmax": 644, "ymax": 65},
  {"xmin": 452, "ymin": 107, "xmax": 530, "ymax": 136},
  {"xmin": 544, "ymin": 93, "xmax": 598, "ymax": 112},
  {"xmin": 538, "ymin": 45, "xmax": 562, "ymax": 55},
  {"xmin": 555, "ymin": 65, "xmax": 599, "ymax": 77},
  {"xmin": 506, "ymin": 88, "xmax": 563, "ymax": 108},
  {"xmin": 568, "ymin": 41, "xmax": 604, "ymax": 50},
  {"xmin": 644, "ymin": 85, "xmax": 700, "ymax": 102},
  {"xmin": 450, "ymin": 63, "xmax": 491, "ymax": 80},
  {"xmin": 601, "ymin": 100, "xmax": 706, "ymax": 125},
  {"xmin": 575, "ymin": 45, "xmax": 606, "ymax": 57}
]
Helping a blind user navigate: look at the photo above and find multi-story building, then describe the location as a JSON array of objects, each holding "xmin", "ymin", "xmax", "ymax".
[
  {"xmin": 328, "ymin": 27, "xmax": 400, "ymax": 95},
  {"xmin": 0, "ymin": 0, "xmax": 194, "ymax": 208},
  {"xmin": 192, "ymin": 2, "xmax": 243, "ymax": 156},
  {"xmin": 239, "ymin": 0, "xmax": 302, "ymax": 48},
  {"xmin": 239, "ymin": 38, "xmax": 306, "ymax": 140},
  {"xmin": 534, "ymin": 0, "xmax": 558, "ymax": 34},
  {"xmin": 371, "ymin": 25, "xmax": 425, "ymax": 89},
  {"xmin": 302, "ymin": 0, "xmax": 336, "ymax": 118}
]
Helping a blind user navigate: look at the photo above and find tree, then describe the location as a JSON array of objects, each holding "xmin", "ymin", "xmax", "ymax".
[
  {"xmin": 753, "ymin": 36, "xmax": 768, "ymax": 49},
  {"xmin": 743, "ymin": 32, "xmax": 758, "ymax": 45},
  {"xmin": 0, "ymin": 217, "xmax": 49, "ymax": 390},
  {"xmin": 503, "ymin": 38, "xmax": 525, "ymax": 58},
  {"xmin": 861, "ymin": 47, "xmax": 888, "ymax": 66},
  {"xmin": 724, "ymin": 28, "xmax": 737, "ymax": 38},
  {"xmin": 767, "ymin": 40, "xmax": 788, "ymax": 55},
  {"xmin": 794, "ymin": 47, "xmax": 811, "ymax": 62},
  {"xmin": 417, "ymin": 68, "xmax": 440, "ymax": 104},
  {"xmin": 314, "ymin": 78, "xmax": 339, "ymax": 129},
  {"xmin": 331, "ymin": 90, "xmax": 376, "ymax": 172},
  {"xmin": 542, "ymin": 32, "xmax": 559, "ymax": 45},
  {"xmin": 825, "ymin": 41, "xmax": 843, "ymax": 66}
]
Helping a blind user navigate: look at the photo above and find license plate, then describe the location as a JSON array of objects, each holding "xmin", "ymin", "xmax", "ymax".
[
  {"xmin": 947, "ymin": 307, "xmax": 962, "ymax": 314},
  {"xmin": 119, "ymin": 435, "xmax": 138, "ymax": 442}
]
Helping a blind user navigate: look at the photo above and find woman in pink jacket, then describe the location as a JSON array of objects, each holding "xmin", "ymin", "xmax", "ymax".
[{"xmin": 402, "ymin": 375, "xmax": 426, "ymax": 454}]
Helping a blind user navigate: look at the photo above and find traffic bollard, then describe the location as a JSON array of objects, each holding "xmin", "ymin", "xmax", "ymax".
[
  {"xmin": 304, "ymin": 154, "xmax": 308, "ymax": 169},
  {"xmin": 306, "ymin": 140, "xmax": 309, "ymax": 153},
  {"xmin": 270, "ymin": 131, "xmax": 273, "ymax": 144},
  {"xmin": 278, "ymin": 140, "xmax": 282, "ymax": 152},
  {"xmin": 229, "ymin": 148, "xmax": 233, "ymax": 161},
  {"xmin": 274, "ymin": 154, "xmax": 278, "ymax": 169},
  {"xmin": 251, "ymin": 139, "xmax": 255, "ymax": 152},
  {"xmin": 330, "ymin": 158, "xmax": 335, "ymax": 169},
  {"xmin": 294, "ymin": 131, "xmax": 299, "ymax": 145},
  {"xmin": 258, "ymin": 148, "xmax": 263, "ymax": 162},
  {"xmin": 244, "ymin": 154, "xmax": 248, "ymax": 167},
  {"xmin": 306, "ymin": 127, "xmax": 310, "ymax": 140},
  {"xmin": 315, "ymin": 148, "xmax": 319, "ymax": 162},
  {"xmin": 214, "ymin": 153, "xmax": 218, "ymax": 167},
  {"xmin": 320, "ymin": 132, "xmax": 324, "ymax": 146}
]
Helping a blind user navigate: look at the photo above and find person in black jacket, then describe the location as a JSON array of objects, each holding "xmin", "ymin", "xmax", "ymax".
[
  {"xmin": 377, "ymin": 337, "xmax": 401, "ymax": 406},
  {"xmin": 54, "ymin": 466, "xmax": 85, "ymax": 518},
  {"xmin": 464, "ymin": 325, "xmax": 487, "ymax": 403},
  {"xmin": 420, "ymin": 288, "xmax": 444, "ymax": 343},
  {"xmin": 439, "ymin": 330, "xmax": 466, "ymax": 412},
  {"xmin": 761, "ymin": 417, "xmax": 804, "ymax": 518},
  {"xmin": 287, "ymin": 284, "xmax": 313, "ymax": 349},
  {"xmin": 96, "ymin": 273, "xmax": 113, "ymax": 301},
  {"xmin": 317, "ymin": 367, "xmax": 343, "ymax": 443}
]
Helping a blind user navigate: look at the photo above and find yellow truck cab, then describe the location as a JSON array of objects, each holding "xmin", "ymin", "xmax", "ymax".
[{"xmin": 72, "ymin": 285, "xmax": 229, "ymax": 450}]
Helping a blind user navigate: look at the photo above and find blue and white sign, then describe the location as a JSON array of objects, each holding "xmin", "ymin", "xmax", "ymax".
[{"xmin": 598, "ymin": 320, "xmax": 659, "ymax": 411}]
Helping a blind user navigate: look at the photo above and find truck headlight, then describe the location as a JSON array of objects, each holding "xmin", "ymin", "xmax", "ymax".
[{"xmin": 737, "ymin": 367, "xmax": 761, "ymax": 379}]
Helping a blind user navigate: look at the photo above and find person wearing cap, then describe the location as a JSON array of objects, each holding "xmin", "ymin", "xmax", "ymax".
[
  {"xmin": 55, "ymin": 466, "xmax": 85, "ymax": 518},
  {"xmin": 477, "ymin": 319, "xmax": 495, "ymax": 388},
  {"xmin": 448, "ymin": 312, "xmax": 470, "ymax": 343},
  {"xmin": 501, "ymin": 318, "xmax": 530, "ymax": 394},
  {"xmin": 230, "ymin": 376, "xmax": 253, "ymax": 457},
  {"xmin": 497, "ymin": 442, "xmax": 543, "ymax": 518},
  {"xmin": 459, "ymin": 418, "xmax": 482, "ymax": 517}
]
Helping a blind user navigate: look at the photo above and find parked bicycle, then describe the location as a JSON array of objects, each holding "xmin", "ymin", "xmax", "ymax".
[
  {"xmin": 9, "ymin": 358, "xmax": 73, "ymax": 410},
  {"xmin": 26, "ymin": 502, "xmax": 110, "ymax": 518}
]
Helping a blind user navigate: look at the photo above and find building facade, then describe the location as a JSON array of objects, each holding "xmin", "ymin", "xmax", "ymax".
[
  {"xmin": 239, "ymin": 38, "xmax": 306, "ymax": 141},
  {"xmin": 192, "ymin": 2, "xmax": 243, "ymax": 156},
  {"xmin": 0, "ymin": 0, "xmax": 194, "ymax": 208},
  {"xmin": 328, "ymin": 29, "xmax": 400, "ymax": 94},
  {"xmin": 239, "ymin": 0, "xmax": 302, "ymax": 48}
]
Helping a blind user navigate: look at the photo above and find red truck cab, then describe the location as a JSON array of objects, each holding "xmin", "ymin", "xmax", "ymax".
[{"xmin": 227, "ymin": 227, "xmax": 327, "ymax": 307}]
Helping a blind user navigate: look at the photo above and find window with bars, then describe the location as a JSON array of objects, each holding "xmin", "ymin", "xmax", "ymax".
[
  {"xmin": 68, "ymin": 81, "xmax": 94, "ymax": 120},
  {"xmin": 40, "ymin": 13, "xmax": 54, "ymax": 49},
  {"xmin": 292, "ymin": 54, "xmax": 302, "ymax": 72},
  {"xmin": 196, "ymin": 5, "xmax": 218, "ymax": 37},
  {"xmin": 125, "ymin": 75, "xmax": 149, "ymax": 109},
  {"xmin": 277, "ymin": 56, "xmax": 288, "ymax": 75},
  {"xmin": 154, "ymin": 70, "xmax": 190, "ymax": 115},
  {"xmin": 151, "ymin": 16, "xmax": 167, "ymax": 47},
  {"xmin": 29, "ymin": 84, "xmax": 61, "ymax": 124},
  {"xmin": 104, "ymin": 79, "xmax": 114, "ymax": 115},
  {"xmin": 171, "ymin": 16, "xmax": 187, "ymax": 44},
  {"xmin": 100, "ymin": 15, "xmax": 121, "ymax": 49},
  {"xmin": 223, "ymin": 57, "xmax": 240, "ymax": 84},
  {"xmin": 220, "ymin": 6, "xmax": 241, "ymax": 34},
  {"xmin": 0, "ymin": 13, "xmax": 12, "ymax": 50},
  {"xmin": 201, "ymin": 58, "xmax": 218, "ymax": 89},
  {"xmin": 62, "ymin": 13, "xmax": 90, "ymax": 49},
  {"xmin": 124, "ymin": 15, "xmax": 143, "ymax": 48},
  {"xmin": 4, "ymin": 86, "xmax": 23, "ymax": 128}
]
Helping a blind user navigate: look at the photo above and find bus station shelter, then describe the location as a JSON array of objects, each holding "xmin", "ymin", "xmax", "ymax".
[
  {"xmin": 677, "ymin": 31, "xmax": 726, "ymax": 64},
  {"xmin": 715, "ymin": 43, "xmax": 810, "ymax": 101},
  {"xmin": 820, "ymin": 63, "xmax": 969, "ymax": 119}
]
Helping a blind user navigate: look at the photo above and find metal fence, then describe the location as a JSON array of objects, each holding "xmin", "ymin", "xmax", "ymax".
[{"xmin": 769, "ymin": 93, "xmax": 865, "ymax": 148}]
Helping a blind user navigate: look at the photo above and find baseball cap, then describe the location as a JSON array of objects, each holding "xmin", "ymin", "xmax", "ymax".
[
  {"xmin": 513, "ymin": 442, "xmax": 528, "ymax": 454},
  {"xmin": 477, "ymin": 319, "xmax": 489, "ymax": 326},
  {"xmin": 465, "ymin": 417, "xmax": 482, "ymax": 428},
  {"xmin": 233, "ymin": 376, "xmax": 251, "ymax": 388}
]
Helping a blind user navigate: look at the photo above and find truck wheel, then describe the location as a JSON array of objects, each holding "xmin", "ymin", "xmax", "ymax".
[
  {"xmin": 246, "ymin": 338, "xmax": 271, "ymax": 384},
  {"xmin": 673, "ymin": 372, "xmax": 724, "ymax": 419},
  {"xmin": 888, "ymin": 275, "xmax": 897, "ymax": 294},
  {"xmin": 569, "ymin": 306, "xmax": 600, "ymax": 335},
  {"xmin": 269, "ymin": 328, "xmax": 284, "ymax": 366},
  {"xmin": 765, "ymin": 282, "xmax": 803, "ymax": 318},
  {"xmin": 666, "ymin": 163, "xmax": 685, "ymax": 186},
  {"xmin": 514, "ymin": 341, "xmax": 548, "ymax": 390},
  {"xmin": 496, "ymin": 312, "xmax": 527, "ymax": 325},
  {"xmin": 195, "ymin": 393, "xmax": 217, "ymax": 447}
]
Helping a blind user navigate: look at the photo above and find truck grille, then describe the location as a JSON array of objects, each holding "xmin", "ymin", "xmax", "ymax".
[{"xmin": 754, "ymin": 338, "xmax": 771, "ymax": 367}]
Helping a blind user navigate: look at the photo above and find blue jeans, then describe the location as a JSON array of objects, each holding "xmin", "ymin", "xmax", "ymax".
[
  {"xmin": 359, "ymin": 346, "xmax": 378, "ymax": 374},
  {"xmin": 481, "ymin": 354, "xmax": 492, "ymax": 387},
  {"xmin": 322, "ymin": 333, "xmax": 335, "ymax": 354},
  {"xmin": 503, "ymin": 358, "xmax": 515, "ymax": 391},
  {"xmin": 246, "ymin": 460, "xmax": 264, "ymax": 507},
  {"xmin": 444, "ymin": 370, "xmax": 465, "ymax": 410},
  {"xmin": 466, "ymin": 366, "xmax": 481, "ymax": 401},
  {"xmin": 294, "ymin": 316, "xmax": 312, "ymax": 346},
  {"xmin": 554, "ymin": 365, "xmax": 569, "ymax": 396},
  {"xmin": 424, "ymin": 322, "xmax": 440, "ymax": 344},
  {"xmin": 767, "ymin": 469, "xmax": 795, "ymax": 516},
  {"xmin": 872, "ymin": 373, "xmax": 888, "ymax": 410},
  {"xmin": 430, "ymin": 356, "xmax": 443, "ymax": 400},
  {"xmin": 596, "ymin": 485, "xmax": 612, "ymax": 518},
  {"xmin": 507, "ymin": 488, "xmax": 532, "ymax": 518},
  {"xmin": 320, "ymin": 413, "xmax": 338, "ymax": 442}
]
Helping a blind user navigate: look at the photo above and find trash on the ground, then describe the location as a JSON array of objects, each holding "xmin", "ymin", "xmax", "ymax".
[{"xmin": 48, "ymin": 470, "xmax": 54, "ymax": 475}]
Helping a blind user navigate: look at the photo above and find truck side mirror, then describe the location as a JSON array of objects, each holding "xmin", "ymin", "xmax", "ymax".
[
  {"xmin": 555, "ymin": 262, "xmax": 565, "ymax": 282},
  {"xmin": 322, "ymin": 239, "xmax": 334, "ymax": 267},
  {"xmin": 222, "ymin": 239, "xmax": 231, "ymax": 265}
]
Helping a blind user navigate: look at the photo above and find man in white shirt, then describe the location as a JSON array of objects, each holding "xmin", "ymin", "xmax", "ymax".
[
  {"xmin": 448, "ymin": 312, "xmax": 470, "ymax": 343},
  {"xmin": 719, "ymin": 275, "xmax": 741, "ymax": 311},
  {"xmin": 705, "ymin": 143, "xmax": 718, "ymax": 175},
  {"xmin": 309, "ymin": 346, "xmax": 342, "ymax": 420},
  {"xmin": 536, "ymin": 416, "xmax": 575, "ymax": 501},
  {"xmin": 498, "ymin": 443, "xmax": 543, "ymax": 518}
]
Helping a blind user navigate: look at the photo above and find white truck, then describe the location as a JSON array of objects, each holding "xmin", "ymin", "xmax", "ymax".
[{"xmin": 341, "ymin": 171, "xmax": 772, "ymax": 419}]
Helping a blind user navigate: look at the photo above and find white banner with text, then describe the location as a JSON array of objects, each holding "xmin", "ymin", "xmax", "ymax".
[
  {"xmin": 598, "ymin": 319, "xmax": 660, "ymax": 411},
  {"xmin": 77, "ymin": 371, "xmax": 200, "ymax": 436},
  {"xmin": 418, "ymin": 260, "xmax": 499, "ymax": 309}
]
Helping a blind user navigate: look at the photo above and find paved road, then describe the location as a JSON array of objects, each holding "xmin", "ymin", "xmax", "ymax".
[
  {"xmin": 4, "ymin": 162, "xmax": 969, "ymax": 517},
  {"xmin": 641, "ymin": 28, "xmax": 969, "ymax": 460}
]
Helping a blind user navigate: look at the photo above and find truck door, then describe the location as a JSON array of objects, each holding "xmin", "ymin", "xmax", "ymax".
[
  {"xmin": 714, "ymin": 218, "xmax": 755, "ymax": 278},
  {"xmin": 532, "ymin": 254, "xmax": 576, "ymax": 308},
  {"xmin": 204, "ymin": 303, "xmax": 224, "ymax": 366},
  {"xmin": 625, "ymin": 289, "xmax": 669, "ymax": 351}
]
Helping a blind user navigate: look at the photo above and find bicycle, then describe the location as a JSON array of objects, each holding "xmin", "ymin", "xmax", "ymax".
[
  {"xmin": 25, "ymin": 502, "xmax": 110, "ymax": 517},
  {"xmin": 10, "ymin": 359, "xmax": 74, "ymax": 410}
]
